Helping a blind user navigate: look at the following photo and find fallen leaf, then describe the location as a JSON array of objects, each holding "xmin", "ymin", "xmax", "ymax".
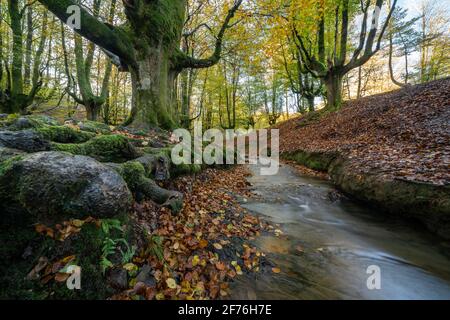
[
  {"xmin": 71, "ymin": 219, "xmax": 85, "ymax": 228},
  {"xmin": 123, "ymin": 263, "xmax": 138, "ymax": 272},
  {"xmin": 215, "ymin": 262, "xmax": 226, "ymax": 271},
  {"xmin": 199, "ymin": 239, "xmax": 208, "ymax": 248},
  {"xmin": 54, "ymin": 272, "xmax": 70, "ymax": 282},
  {"xmin": 192, "ymin": 255, "xmax": 200, "ymax": 267},
  {"xmin": 166, "ymin": 278, "xmax": 177, "ymax": 289}
]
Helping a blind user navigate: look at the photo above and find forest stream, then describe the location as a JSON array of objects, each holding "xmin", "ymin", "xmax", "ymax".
[{"xmin": 229, "ymin": 162, "xmax": 450, "ymax": 300}]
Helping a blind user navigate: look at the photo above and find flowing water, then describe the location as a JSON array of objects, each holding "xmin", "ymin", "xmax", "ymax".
[{"xmin": 229, "ymin": 162, "xmax": 450, "ymax": 300}]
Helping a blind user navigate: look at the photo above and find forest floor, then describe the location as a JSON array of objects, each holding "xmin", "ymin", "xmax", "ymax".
[
  {"xmin": 111, "ymin": 166, "xmax": 281, "ymax": 300},
  {"xmin": 2, "ymin": 78, "xmax": 449, "ymax": 300},
  {"xmin": 277, "ymin": 78, "xmax": 450, "ymax": 185}
]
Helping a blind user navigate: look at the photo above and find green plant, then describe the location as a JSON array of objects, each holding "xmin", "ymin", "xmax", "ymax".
[
  {"xmin": 100, "ymin": 238, "xmax": 116, "ymax": 274},
  {"xmin": 147, "ymin": 235, "xmax": 164, "ymax": 262},
  {"xmin": 101, "ymin": 219, "xmax": 123, "ymax": 235},
  {"xmin": 117, "ymin": 239, "xmax": 136, "ymax": 264}
]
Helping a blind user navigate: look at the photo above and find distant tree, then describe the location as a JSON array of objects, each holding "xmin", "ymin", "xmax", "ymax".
[
  {"xmin": 281, "ymin": 42, "xmax": 323, "ymax": 112},
  {"xmin": 417, "ymin": 0, "xmax": 450, "ymax": 82},
  {"xmin": 65, "ymin": 0, "xmax": 116, "ymax": 121},
  {"xmin": 291, "ymin": 0, "xmax": 397, "ymax": 110},
  {"xmin": 0, "ymin": 1, "xmax": 48, "ymax": 114},
  {"xmin": 387, "ymin": 5, "xmax": 421, "ymax": 86},
  {"xmin": 263, "ymin": 74, "xmax": 283, "ymax": 126}
]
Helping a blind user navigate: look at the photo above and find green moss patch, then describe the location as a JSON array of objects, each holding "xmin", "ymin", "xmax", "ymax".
[
  {"xmin": 36, "ymin": 125, "xmax": 96, "ymax": 143},
  {"xmin": 52, "ymin": 135, "xmax": 140, "ymax": 162}
]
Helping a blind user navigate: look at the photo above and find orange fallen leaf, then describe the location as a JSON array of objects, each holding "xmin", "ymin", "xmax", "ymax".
[
  {"xmin": 54, "ymin": 272, "xmax": 70, "ymax": 282},
  {"xmin": 215, "ymin": 262, "xmax": 226, "ymax": 271},
  {"xmin": 199, "ymin": 239, "xmax": 208, "ymax": 248}
]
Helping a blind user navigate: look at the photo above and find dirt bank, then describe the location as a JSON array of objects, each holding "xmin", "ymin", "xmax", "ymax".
[{"xmin": 277, "ymin": 78, "xmax": 450, "ymax": 238}]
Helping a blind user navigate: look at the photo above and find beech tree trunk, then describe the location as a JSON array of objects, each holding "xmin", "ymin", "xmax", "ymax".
[
  {"xmin": 128, "ymin": 47, "xmax": 179, "ymax": 129},
  {"xmin": 86, "ymin": 102, "xmax": 102, "ymax": 122},
  {"xmin": 324, "ymin": 74, "xmax": 343, "ymax": 111},
  {"xmin": 306, "ymin": 96, "xmax": 315, "ymax": 112}
]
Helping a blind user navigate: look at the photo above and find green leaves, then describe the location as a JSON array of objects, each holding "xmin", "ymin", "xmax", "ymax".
[{"xmin": 101, "ymin": 219, "xmax": 123, "ymax": 235}]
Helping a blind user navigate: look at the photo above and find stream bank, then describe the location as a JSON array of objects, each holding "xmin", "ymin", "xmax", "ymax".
[
  {"xmin": 283, "ymin": 150, "xmax": 450, "ymax": 239},
  {"xmin": 230, "ymin": 162, "xmax": 450, "ymax": 300},
  {"xmin": 277, "ymin": 79, "xmax": 450, "ymax": 239}
]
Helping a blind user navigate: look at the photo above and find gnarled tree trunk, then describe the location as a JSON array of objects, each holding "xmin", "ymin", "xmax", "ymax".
[{"xmin": 38, "ymin": 0, "xmax": 243, "ymax": 130}]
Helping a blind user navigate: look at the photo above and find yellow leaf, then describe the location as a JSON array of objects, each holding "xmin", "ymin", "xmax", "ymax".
[
  {"xmin": 213, "ymin": 243, "xmax": 223, "ymax": 250},
  {"xmin": 220, "ymin": 289, "xmax": 228, "ymax": 297},
  {"xmin": 71, "ymin": 219, "xmax": 84, "ymax": 228},
  {"xmin": 61, "ymin": 255, "xmax": 76, "ymax": 264},
  {"xmin": 272, "ymin": 267, "xmax": 281, "ymax": 274},
  {"xmin": 192, "ymin": 255, "xmax": 200, "ymax": 267},
  {"xmin": 235, "ymin": 265, "xmax": 243, "ymax": 275},
  {"xmin": 155, "ymin": 293, "xmax": 165, "ymax": 300},
  {"xmin": 123, "ymin": 263, "xmax": 137, "ymax": 272},
  {"xmin": 166, "ymin": 278, "xmax": 177, "ymax": 289}
]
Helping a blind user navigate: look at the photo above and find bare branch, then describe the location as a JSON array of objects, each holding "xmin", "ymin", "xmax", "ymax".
[{"xmin": 175, "ymin": 0, "xmax": 243, "ymax": 70}]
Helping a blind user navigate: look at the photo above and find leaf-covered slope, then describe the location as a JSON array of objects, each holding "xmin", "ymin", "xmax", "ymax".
[{"xmin": 277, "ymin": 78, "xmax": 450, "ymax": 185}]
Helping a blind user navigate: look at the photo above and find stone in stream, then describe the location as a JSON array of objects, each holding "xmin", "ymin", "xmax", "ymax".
[{"xmin": 0, "ymin": 151, "xmax": 132, "ymax": 223}]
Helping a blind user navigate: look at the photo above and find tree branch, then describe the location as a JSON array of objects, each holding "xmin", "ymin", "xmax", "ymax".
[
  {"xmin": 37, "ymin": 0, "xmax": 135, "ymax": 68},
  {"xmin": 343, "ymin": 0, "xmax": 398, "ymax": 73},
  {"xmin": 175, "ymin": 0, "xmax": 243, "ymax": 70}
]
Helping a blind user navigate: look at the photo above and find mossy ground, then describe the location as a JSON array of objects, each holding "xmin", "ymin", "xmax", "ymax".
[
  {"xmin": 37, "ymin": 125, "xmax": 95, "ymax": 143},
  {"xmin": 0, "ymin": 217, "xmax": 130, "ymax": 299}
]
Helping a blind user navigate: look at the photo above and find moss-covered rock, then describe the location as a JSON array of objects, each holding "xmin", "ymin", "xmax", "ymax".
[
  {"xmin": 0, "ymin": 130, "xmax": 51, "ymax": 152},
  {"xmin": 283, "ymin": 150, "xmax": 337, "ymax": 172},
  {"xmin": 0, "ymin": 146, "xmax": 24, "ymax": 163},
  {"xmin": 328, "ymin": 157, "xmax": 450, "ymax": 239},
  {"xmin": 36, "ymin": 125, "xmax": 96, "ymax": 143},
  {"xmin": 77, "ymin": 120, "xmax": 112, "ymax": 134},
  {"xmin": 52, "ymin": 135, "xmax": 141, "ymax": 163},
  {"xmin": 106, "ymin": 160, "xmax": 183, "ymax": 213},
  {"xmin": 0, "ymin": 151, "xmax": 132, "ymax": 224},
  {"xmin": 171, "ymin": 163, "xmax": 203, "ymax": 176},
  {"xmin": 3, "ymin": 115, "xmax": 59, "ymax": 130}
]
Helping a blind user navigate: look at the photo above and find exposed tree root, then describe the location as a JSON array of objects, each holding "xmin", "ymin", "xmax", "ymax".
[{"xmin": 108, "ymin": 161, "xmax": 183, "ymax": 214}]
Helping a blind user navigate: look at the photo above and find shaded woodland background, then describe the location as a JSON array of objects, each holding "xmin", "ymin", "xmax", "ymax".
[{"xmin": 0, "ymin": 0, "xmax": 449, "ymax": 128}]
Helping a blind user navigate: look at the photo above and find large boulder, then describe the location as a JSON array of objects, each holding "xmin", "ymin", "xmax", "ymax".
[
  {"xmin": 0, "ymin": 151, "xmax": 132, "ymax": 223},
  {"xmin": 0, "ymin": 146, "xmax": 24, "ymax": 162},
  {"xmin": 0, "ymin": 130, "xmax": 51, "ymax": 152}
]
